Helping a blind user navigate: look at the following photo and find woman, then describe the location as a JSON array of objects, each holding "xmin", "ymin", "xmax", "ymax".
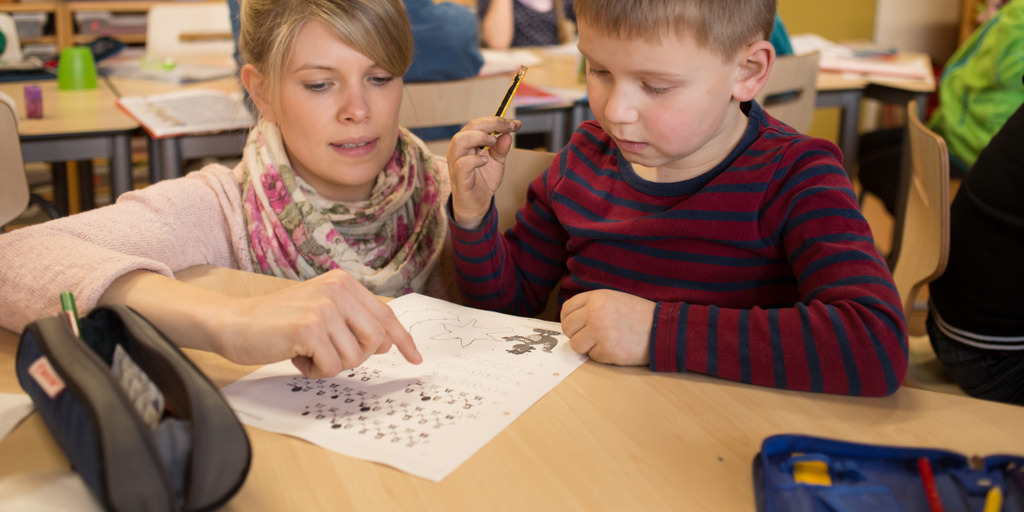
[{"xmin": 0, "ymin": 0, "xmax": 452, "ymax": 378}]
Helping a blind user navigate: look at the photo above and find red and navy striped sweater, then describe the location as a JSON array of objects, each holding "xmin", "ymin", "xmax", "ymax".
[{"xmin": 449, "ymin": 103, "xmax": 907, "ymax": 396}]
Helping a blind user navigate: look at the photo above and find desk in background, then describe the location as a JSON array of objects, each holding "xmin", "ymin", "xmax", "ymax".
[
  {"xmin": 815, "ymin": 51, "xmax": 936, "ymax": 176},
  {"xmin": 1, "ymin": 265, "xmax": 1022, "ymax": 510},
  {"xmin": 0, "ymin": 79, "xmax": 137, "ymax": 207},
  {"xmin": 103, "ymin": 56, "xmax": 248, "ymax": 183}
]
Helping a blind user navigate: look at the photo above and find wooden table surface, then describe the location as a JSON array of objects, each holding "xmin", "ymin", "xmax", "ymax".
[{"xmin": 2, "ymin": 266, "xmax": 1022, "ymax": 511}]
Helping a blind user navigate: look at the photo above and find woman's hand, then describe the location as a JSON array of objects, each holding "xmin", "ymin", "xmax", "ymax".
[
  {"xmin": 215, "ymin": 270, "xmax": 421, "ymax": 378},
  {"xmin": 99, "ymin": 269, "xmax": 421, "ymax": 379},
  {"xmin": 446, "ymin": 116, "xmax": 521, "ymax": 229}
]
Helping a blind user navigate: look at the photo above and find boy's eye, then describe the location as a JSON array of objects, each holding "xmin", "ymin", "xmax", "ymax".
[
  {"xmin": 587, "ymin": 67, "xmax": 609, "ymax": 78},
  {"xmin": 642, "ymin": 82, "xmax": 670, "ymax": 95}
]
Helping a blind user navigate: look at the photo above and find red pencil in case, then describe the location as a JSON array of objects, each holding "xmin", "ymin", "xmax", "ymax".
[{"xmin": 918, "ymin": 457, "xmax": 946, "ymax": 512}]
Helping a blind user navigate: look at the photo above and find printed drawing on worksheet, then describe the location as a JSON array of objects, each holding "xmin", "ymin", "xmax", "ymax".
[{"xmin": 221, "ymin": 293, "xmax": 588, "ymax": 482}]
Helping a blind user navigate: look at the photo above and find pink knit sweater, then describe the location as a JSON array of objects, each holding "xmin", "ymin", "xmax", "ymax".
[{"xmin": 0, "ymin": 162, "xmax": 455, "ymax": 333}]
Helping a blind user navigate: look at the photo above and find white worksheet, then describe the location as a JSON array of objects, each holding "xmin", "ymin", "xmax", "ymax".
[{"xmin": 222, "ymin": 294, "xmax": 587, "ymax": 482}]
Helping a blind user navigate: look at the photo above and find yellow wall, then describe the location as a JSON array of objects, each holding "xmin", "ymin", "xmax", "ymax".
[{"xmin": 778, "ymin": 0, "xmax": 877, "ymax": 142}]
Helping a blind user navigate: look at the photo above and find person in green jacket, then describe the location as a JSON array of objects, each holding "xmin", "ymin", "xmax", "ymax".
[{"xmin": 858, "ymin": 0, "xmax": 1024, "ymax": 215}]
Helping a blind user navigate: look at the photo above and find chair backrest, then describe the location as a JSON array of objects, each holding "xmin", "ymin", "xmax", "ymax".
[
  {"xmin": 399, "ymin": 74, "xmax": 514, "ymax": 155},
  {"xmin": 755, "ymin": 52, "xmax": 820, "ymax": 134},
  {"xmin": 494, "ymin": 148, "xmax": 559, "ymax": 320},
  {"xmin": 495, "ymin": 148, "xmax": 556, "ymax": 232},
  {"xmin": 0, "ymin": 93, "xmax": 31, "ymax": 229},
  {"xmin": 0, "ymin": 13, "xmax": 25, "ymax": 63},
  {"xmin": 145, "ymin": 3, "xmax": 234, "ymax": 59},
  {"xmin": 889, "ymin": 99, "xmax": 950, "ymax": 321}
]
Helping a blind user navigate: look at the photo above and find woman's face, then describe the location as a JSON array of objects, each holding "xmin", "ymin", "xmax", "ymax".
[{"xmin": 261, "ymin": 20, "xmax": 404, "ymax": 202}]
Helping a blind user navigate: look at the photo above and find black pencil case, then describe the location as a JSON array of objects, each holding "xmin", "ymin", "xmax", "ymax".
[
  {"xmin": 753, "ymin": 434, "xmax": 1024, "ymax": 512},
  {"xmin": 16, "ymin": 305, "xmax": 251, "ymax": 512}
]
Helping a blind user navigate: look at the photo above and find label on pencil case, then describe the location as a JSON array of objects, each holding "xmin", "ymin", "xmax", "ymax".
[{"xmin": 28, "ymin": 356, "xmax": 66, "ymax": 399}]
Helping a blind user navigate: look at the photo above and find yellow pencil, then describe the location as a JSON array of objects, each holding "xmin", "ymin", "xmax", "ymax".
[
  {"xmin": 982, "ymin": 485, "xmax": 1003, "ymax": 512},
  {"xmin": 494, "ymin": 65, "xmax": 528, "ymax": 118}
]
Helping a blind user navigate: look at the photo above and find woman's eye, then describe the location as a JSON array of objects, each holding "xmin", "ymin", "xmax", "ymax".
[
  {"xmin": 370, "ymin": 75, "xmax": 397, "ymax": 86},
  {"xmin": 303, "ymin": 82, "xmax": 330, "ymax": 93}
]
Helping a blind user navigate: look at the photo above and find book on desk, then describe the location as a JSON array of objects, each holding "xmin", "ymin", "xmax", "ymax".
[{"xmin": 116, "ymin": 89, "xmax": 255, "ymax": 139}]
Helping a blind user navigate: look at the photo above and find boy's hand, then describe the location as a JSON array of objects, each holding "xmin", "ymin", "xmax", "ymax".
[
  {"xmin": 446, "ymin": 116, "xmax": 521, "ymax": 229},
  {"xmin": 560, "ymin": 289, "xmax": 655, "ymax": 366}
]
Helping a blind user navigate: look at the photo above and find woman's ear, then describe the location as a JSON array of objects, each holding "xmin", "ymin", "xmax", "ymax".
[
  {"xmin": 240, "ymin": 63, "xmax": 275, "ymax": 123},
  {"xmin": 732, "ymin": 40, "xmax": 775, "ymax": 102}
]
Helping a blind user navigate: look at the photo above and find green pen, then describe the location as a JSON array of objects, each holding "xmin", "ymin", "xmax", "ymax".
[{"xmin": 60, "ymin": 291, "xmax": 82, "ymax": 338}]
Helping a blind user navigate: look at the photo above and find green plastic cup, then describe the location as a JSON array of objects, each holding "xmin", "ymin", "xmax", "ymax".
[{"xmin": 56, "ymin": 46, "xmax": 98, "ymax": 90}]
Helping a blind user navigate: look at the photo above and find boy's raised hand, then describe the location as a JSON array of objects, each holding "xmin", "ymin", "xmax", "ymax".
[
  {"xmin": 446, "ymin": 116, "xmax": 521, "ymax": 230},
  {"xmin": 560, "ymin": 289, "xmax": 657, "ymax": 366}
]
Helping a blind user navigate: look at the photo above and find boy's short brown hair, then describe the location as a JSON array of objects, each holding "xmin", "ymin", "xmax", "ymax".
[{"xmin": 574, "ymin": 0, "xmax": 777, "ymax": 61}]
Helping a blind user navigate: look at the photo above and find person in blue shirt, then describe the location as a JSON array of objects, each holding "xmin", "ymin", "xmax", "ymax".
[
  {"xmin": 404, "ymin": 0, "xmax": 484, "ymax": 82},
  {"xmin": 771, "ymin": 13, "xmax": 794, "ymax": 56}
]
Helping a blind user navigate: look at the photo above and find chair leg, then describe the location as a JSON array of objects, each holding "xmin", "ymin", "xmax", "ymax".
[{"xmin": 30, "ymin": 194, "xmax": 61, "ymax": 220}]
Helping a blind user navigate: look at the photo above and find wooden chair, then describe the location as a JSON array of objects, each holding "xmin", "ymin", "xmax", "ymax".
[
  {"xmin": 755, "ymin": 52, "xmax": 820, "ymax": 134},
  {"xmin": 144, "ymin": 3, "xmax": 234, "ymax": 59},
  {"xmin": 399, "ymin": 74, "xmax": 513, "ymax": 155},
  {"xmin": 1, "ymin": 93, "xmax": 58, "ymax": 231},
  {"xmin": 495, "ymin": 148, "xmax": 555, "ymax": 232},
  {"xmin": 887, "ymin": 99, "xmax": 960, "ymax": 394},
  {"xmin": 493, "ymin": 148, "xmax": 560, "ymax": 321}
]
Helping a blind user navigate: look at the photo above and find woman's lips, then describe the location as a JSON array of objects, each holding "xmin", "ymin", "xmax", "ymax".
[{"xmin": 330, "ymin": 138, "xmax": 377, "ymax": 158}]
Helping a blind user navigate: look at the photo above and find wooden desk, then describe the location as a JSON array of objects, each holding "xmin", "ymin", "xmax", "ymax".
[
  {"xmin": 104, "ymin": 58, "xmax": 248, "ymax": 182},
  {"xmin": 814, "ymin": 51, "xmax": 936, "ymax": 174},
  {"xmin": 1, "ymin": 266, "xmax": 1022, "ymax": 510},
  {"xmin": 0, "ymin": 79, "xmax": 138, "ymax": 201}
]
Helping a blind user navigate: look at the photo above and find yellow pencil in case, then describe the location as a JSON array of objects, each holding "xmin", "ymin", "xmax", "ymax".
[
  {"xmin": 494, "ymin": 65, "xmax": 528, "ymax": 118},
  {"xmin": 792, "ymin": 456, "xmax": 832, "ymax": 486}
]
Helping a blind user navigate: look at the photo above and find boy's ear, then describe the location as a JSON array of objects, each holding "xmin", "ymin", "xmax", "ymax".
[
  {"xmin": 732, "ymin": 40, "xmax": 775, "ymax": 102},
  {"xmin": 240, "ymin": 63, "xmax": 275, "ymax": 123}
]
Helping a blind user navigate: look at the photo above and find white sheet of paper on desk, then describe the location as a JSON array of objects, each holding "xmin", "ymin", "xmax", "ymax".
[
  {"xmin": 818, "ymin": 54, "xmax": 932, "ymax": 82},
  {"xmin": 100, "ymin": 61, "xmax": 235, "ymax": 85},
  {"xmin": 221, "ymin": 294, "xmax": 587, "ymax": 482},
  {"xmin": 479, "ymin": 49, "xmax": 544, "ymax": 76}
]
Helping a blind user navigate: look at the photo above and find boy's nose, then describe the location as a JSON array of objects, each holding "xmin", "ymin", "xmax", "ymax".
[{"xmin": 601, "ymin": 86, "xmax": 639, "ymax": 125}]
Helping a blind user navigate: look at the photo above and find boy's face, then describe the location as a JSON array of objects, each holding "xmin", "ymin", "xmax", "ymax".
[{"xmin": 578, "ymin": 22, "xmax": 755, "ymax": 179}]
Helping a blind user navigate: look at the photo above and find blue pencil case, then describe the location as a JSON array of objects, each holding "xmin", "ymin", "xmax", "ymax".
[
  {"xmin": 16, "ymin": 305, "xmax": 251, "ymax": 512},
  {"xmin": 754, "ymin": 434, "xmax": 1024, "ymax": 512}
]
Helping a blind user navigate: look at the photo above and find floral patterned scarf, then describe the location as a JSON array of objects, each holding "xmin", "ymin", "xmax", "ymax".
[{"xmin": 240, "ymin": 121, "xmax": 446, "ymax": 297}]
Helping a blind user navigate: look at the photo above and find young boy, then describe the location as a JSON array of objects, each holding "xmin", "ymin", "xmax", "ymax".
[{"xmin": 445, "ymin": 0, "xmax": 907, "ymax": 396}]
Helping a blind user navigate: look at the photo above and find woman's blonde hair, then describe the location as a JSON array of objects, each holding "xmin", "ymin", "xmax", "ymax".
[
  {"xmin": 574, "ymin": 0, "xmax": 776, "ymax": 61},
  {"xmin": 239, "ymin": 0, "xmax": 414, "ymax": 107}
]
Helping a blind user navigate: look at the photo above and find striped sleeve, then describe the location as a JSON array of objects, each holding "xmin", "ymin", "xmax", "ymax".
[{"xmin": 649, "ymin": 134, "xmax": 907, "ymax": 397}]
